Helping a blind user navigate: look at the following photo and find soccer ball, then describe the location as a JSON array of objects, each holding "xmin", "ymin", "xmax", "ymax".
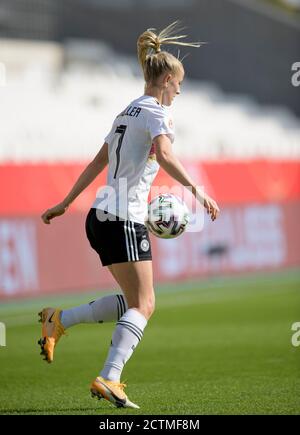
[{"xmin": 146, "ymin": 193, "xmax": 190, "ymax": 239}]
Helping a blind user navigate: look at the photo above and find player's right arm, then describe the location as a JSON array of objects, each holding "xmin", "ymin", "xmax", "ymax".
[
  {"xmin": 41, "ymin": 142, "xmax": 108, "ymax": 224},
  {"xmin": 154, "ymin": 134, "xmax": 220, "ymax": 221}
]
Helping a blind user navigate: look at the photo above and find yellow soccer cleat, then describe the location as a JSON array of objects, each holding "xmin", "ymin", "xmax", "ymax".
[
  {"xmin": 90, "ymin": 376, "xmax": 139, "ymax": 409},
  {"xmin": 38, "ymin": 307, "xmax": 66, "ymax": 363}
]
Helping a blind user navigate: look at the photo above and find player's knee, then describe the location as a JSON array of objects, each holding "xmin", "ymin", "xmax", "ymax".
[
  {"xmin": 145, "ymin": 294, "xmax": 155, "ymax": 319},
  {"xmin": 133, "ymin": 293, "xmax": 155, "ymax": 320}
]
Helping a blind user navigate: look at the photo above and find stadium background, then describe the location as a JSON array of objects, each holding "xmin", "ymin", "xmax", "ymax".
[{"xmin": 0, "ymin": 0, "xmax": 299, "ymax": 415}]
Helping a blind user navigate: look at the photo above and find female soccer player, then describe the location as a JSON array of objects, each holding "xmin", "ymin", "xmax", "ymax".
[{"xmin": 39, "ymin": 22, "xmax": 219, "ymax": 409}]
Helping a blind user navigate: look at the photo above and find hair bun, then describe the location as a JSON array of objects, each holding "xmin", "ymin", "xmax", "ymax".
[
  {"xmin": 154, "ymin": 37, "xmax": 161, "ymax": 53},
  {"xmin": 137, "ymin": 21, "xmax": 202, "ymax": 82}
]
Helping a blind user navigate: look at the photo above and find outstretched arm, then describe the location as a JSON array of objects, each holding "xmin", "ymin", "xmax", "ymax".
[
  {"xmin": 153, "ymin": 135, "xmax": 220, "ymax": 221},
  {"xmin": 41, "ymin": 142, "xmax": 108, "ymax": 224}
]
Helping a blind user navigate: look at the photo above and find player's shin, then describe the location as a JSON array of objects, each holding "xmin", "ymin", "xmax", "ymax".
[{"xmin": 100, "ymin": 308, "xmax": 147, "ymax": 381}]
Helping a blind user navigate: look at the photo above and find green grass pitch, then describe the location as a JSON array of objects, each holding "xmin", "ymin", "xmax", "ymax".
[{"xmin": 0, "ymin": 270, "xmax": 299, "ymax": 415}]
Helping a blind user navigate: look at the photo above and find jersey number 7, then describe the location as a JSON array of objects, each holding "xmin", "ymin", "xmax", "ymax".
[{"xmin": 113, "ymin": 125, "xmax": 127, "ymax": 179}]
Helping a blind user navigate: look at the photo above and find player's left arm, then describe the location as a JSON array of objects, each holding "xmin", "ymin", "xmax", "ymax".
[
  {"xmin": 154, "ymin": 134, "xmax": 220, "ymax": 221},
  {"xmin": 41, "ymin": 142, "xmax": 108, "ymax": 224}
]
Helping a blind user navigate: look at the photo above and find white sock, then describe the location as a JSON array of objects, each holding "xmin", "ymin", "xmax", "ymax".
[
  {"xmin": 60, "ymin": 294, "xmax": 127, "ymax": 329},
  {"xmin": 100, "ymin": 308, "xmax": 148, "ymax": 382}
]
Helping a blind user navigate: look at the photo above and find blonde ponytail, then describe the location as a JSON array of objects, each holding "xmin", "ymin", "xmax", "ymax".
[{"xmin": 137, "ymin": 21, "xmax": 202, "ymax": 83}]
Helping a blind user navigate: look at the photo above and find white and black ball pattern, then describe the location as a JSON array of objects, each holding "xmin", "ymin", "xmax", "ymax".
[{"xmin": 146, "ymin": 193, "xmax": 190, "ymax": 239}]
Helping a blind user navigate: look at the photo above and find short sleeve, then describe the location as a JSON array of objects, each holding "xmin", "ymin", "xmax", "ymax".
[
  {"xmin": 147, "ymin": 109, "xmax": 175, "ymax": 143},
  {"xmin": 104, "ymin": 125, "xmax": 115, "ymax": 144}
]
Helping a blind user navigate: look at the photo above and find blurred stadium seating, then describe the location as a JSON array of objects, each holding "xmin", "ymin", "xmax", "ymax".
[{"xmin": 1, "ymin": 39, "xmax": 300, "ymax": 162}]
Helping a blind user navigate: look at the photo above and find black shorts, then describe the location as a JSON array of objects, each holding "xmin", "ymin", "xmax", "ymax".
[{"xmin": 85, "ymin": 208, "xmax": 152, "ymax": 266}]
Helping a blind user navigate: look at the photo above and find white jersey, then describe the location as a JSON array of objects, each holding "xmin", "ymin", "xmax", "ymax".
[{"xmin": 92, "ymin": 95, "xmax": 175, "ymax": 224}]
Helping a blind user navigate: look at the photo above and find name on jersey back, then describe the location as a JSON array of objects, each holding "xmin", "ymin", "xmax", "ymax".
[{"xmin": 118, "ymin": 106, "xmax": 142, "ymax": 118}]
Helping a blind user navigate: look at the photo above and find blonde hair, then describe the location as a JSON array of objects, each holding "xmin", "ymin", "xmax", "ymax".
[{"xmin": 137, "ymin": 21, "xmax": 202, "ymax": 84}]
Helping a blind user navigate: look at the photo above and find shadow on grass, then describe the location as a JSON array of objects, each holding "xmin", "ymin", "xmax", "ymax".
[{"xmin": 0, "ymin": 406, "xmax": 108, "ymax": 415}]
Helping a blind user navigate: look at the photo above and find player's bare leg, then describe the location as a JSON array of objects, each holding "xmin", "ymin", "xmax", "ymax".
[{"xmin": 108, "ymin": 261, "xmax": 155, "ymax": 320}]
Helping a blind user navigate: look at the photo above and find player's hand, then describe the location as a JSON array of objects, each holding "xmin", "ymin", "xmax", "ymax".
[
  {"xmin": 41, "ymin": 202, "xmax": 68, "ymax": 224},
  {"xmin": 203, "ymin": 194, "xmax": 220, "ymax": 221},
  {"xmin": 193, "ymin": 188, "xmax": 220, "ymax": 221}
]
